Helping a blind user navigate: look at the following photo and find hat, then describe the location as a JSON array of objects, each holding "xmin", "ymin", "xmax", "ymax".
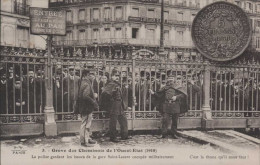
[
  {"xmin": 111, "ymin": 69, "xmax": 120, "ymax": 76},
  {"xmin": 68, "ymin": 66, "xmax": 74, "ymax": 70},
  {"xmin": 82, "ymin": 68, "xmax": 95, "ymax": 77},
  {"xmin": 167, "ymin": 72, "xmax": 176, "ymax": 78},
  {"xmin": 56, "ymin": 68, "xmax": 62, "ymax": 75},
  {"xmin": 0, "ymin": 68, "xmax": 6, "ymax": 75},
  {"xmin": 176, "ymin": 74, "xmax": 182, "ymax": 79}
]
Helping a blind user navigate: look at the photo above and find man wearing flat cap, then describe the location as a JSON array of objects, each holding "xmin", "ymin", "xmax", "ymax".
[
  {"xmin": 74, "ymin": 68, "xmax": 98, "ymax": 146},
  {"xmin": 100, "ymin": 69, "xmax": 129, "ymax": 142},
  {"xmin": 149, "ymin": 73, "xmax": 198, "ymax": 139}
]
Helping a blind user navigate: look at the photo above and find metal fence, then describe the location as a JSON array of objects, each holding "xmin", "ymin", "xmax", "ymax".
[{"xmin": 0, "ymin": 46, "xmax": 259, "ymax": 136}]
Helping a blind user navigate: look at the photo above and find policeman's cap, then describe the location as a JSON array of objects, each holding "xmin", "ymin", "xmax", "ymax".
[{"xmin": 111, "ymin": 69, "xmax": 120, "ymax": 76}]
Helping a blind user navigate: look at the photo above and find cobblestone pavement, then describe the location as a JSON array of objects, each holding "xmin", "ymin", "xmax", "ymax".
[{"xmin": 1, "ymin": 131, "xmax": 259, "ymax": 165}]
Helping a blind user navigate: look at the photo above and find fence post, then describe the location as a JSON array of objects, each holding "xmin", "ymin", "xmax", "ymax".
[
  {"xmin": 131, "ymin": 49, "xmax": 136, "ymax": 131},
  {"xmin": 44, "ymin": 35, "xmax": 57, "ymax": 136},
  {"xmin": 201, "ymin": 65, "xmax": 214, "ymax": 130}
]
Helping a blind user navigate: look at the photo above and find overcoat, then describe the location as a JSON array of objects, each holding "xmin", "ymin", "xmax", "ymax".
[
  {"xmin": 100, "ymin": 80, "xmax": 128, "ymax": 115},
  {"xmin": 74, "ymin": 78, "xmax": 98, "ymax": 115},
  {"xmin": 153, "ymin": 84, "xmax": 188, "ymax": 114}
]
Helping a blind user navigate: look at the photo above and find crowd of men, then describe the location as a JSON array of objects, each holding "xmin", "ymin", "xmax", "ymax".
[
  {"xmin": 0, "ymin": 64, "xmax": 259, "ymax": 145},
  {"xmin": 1, "ymin": 64, "xmax": 259, "ymax": 116}
]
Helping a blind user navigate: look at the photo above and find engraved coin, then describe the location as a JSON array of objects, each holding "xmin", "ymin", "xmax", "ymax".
[{"xmin": 191, "ymin": 2, "xmax": 252, "ymax": 61}]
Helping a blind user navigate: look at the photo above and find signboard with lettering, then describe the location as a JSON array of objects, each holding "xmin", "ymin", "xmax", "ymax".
[
  {"xmin": 191, "ymin": 2, "xmax": 252, "ymax": 61},
  {"xmin": 30, "ymin": 7, "xmax": 66, "ymax": 35}
]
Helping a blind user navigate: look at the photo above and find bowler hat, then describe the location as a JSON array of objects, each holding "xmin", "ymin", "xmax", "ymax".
[{"xmin": 111, "ymin": 69, "xmax": 120, "ymax": 76}]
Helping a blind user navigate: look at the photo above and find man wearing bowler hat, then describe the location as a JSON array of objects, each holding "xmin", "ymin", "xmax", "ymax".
[
  {"xmin": 100, "ymin": 69, "xmax": 129, "ymax": 142},
  {"xmin": 149, "ymin": 73, "xmax": 188, "ymax": 139}
]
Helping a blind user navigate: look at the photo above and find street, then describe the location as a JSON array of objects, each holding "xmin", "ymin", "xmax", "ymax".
[{"xmin": 1, "ymin": 130, "xmax": 259, "ymax": 165}]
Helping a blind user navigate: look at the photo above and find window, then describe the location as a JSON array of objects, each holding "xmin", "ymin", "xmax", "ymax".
[
  {"xmin": 132, "ymin": 8, "xmax": 139, "ymax": 17},
  {"xmin": 256, "ymin": 37, "xmax": 260, "ymax": 49},
  {"xmin": 115, "ymin": 28, "xmax": 122, "ymax": 38},
  {"xmin": 147, "ymin": 9, "xmax": 155, "ymax": 18},
  {"xmin": 93, "ymin": 29, "xmax": 99, "ymax": 39},
  {"xmin": 104, "ymin": 7, "xmax": 111, "ymax": 21},
  {"xmin": 115, "ymin": 6, "xmax": 123, "ymax": 20},
  {"xmin": 191, "ymin": 14, "xmax": 196, "ymax": 21},
  {"xmin": 17, "ymin": 26, "xmax": 29, "ymax": 47},
  {"xmin": 164, "ymin": 11, "xmax": 169, "ymax": 21},
  {"xmin": 66, "ymin": 11, "xmax": 72, "ymax": 22},
  {"xmin": 146, "ymin": 29, "xmax": 155, "ymax": 40},
  {"xmin": 78, "ymin": 9, "xmax": 85, "ymax": 22},
  {"xmin": 177, "ymin": 31, "xmax": 183, "ymax": 41},
  {"xmin": 247, "ymin": 2, "xmax": 252, "ymax": 11},
  {"xmin": 164, "ymin": 30, "xmax": 169, "ymax": 40},
  {"xmin": 132, "ymin": 28, "xmax": 139, "ymax": 39},
  {"xmin": 235, "ymin": 1, "xmax": 240, "ymax": 6},
  {"xmin": 66, "ymin": 31, "xmax": 73, "ymax": 41},
  {"xmin": 104, "ymin": 28, "xmax": 110, "ymax": 38},
  {"xmin": 257, "ymin": 20, "xmax": 260, "ymax": 27},
  {"xmin": 177, "ymin": 12, "xmax": 183, "ymax": 21},
  {"xmin": 78, "ymin": 30, "xmax": 85, "ymax": 40},
  {"xmin": 257, "ymin": 5, "xmax": 260, "ymax": 13},
  {"xmin": 93, "ymin": 8, "xmax": 99, "ymax": 21}
]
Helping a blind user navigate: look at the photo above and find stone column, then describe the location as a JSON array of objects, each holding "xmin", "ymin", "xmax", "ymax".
[
  {"xmin": 44, "ymin": 35, "xmax": 57, "ymax": 136},
  {"xmin": 201, "ymin": 65, "xmax": 214, "ymax": 130}
]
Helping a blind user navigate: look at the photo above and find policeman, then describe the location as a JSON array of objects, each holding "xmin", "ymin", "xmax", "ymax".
[
  {"xmin": 149, "ymin": 73, "xmax": 188, "ymax": 139},
  {"xmin": 100, "ymin": 69, "xmax": 129, "ymax": 142}
]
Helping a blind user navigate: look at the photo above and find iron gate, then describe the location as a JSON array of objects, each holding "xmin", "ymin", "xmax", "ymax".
[{"xmin": 0, "ymin": 46, "xmax": 259, "ymax": 137}]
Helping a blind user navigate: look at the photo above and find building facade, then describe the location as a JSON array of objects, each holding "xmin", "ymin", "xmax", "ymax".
[
  {"xmin": 49, "ymin": 0, "xmax": 260, "ymax": 59},
  {"xmin": 0, "ymin": 0, "xmax": 48, "ymax": 49}
]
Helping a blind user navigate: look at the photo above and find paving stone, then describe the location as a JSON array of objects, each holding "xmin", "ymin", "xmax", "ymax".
[{"xmin": 61, "ymin": 137, "xmax": 73, "ymax": 142}]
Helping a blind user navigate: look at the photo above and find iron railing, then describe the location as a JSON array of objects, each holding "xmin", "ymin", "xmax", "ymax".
[{"xmin": 0, "ymin": 46, "xmax": 259, "ymax": 137}]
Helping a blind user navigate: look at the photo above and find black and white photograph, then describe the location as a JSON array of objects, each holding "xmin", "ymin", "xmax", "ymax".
[{"xmin": 0, "ymin": 0, "xmax": 259, "ymax": 165}]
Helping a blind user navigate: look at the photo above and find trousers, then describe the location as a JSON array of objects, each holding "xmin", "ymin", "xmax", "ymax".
[
  {"xmin": 109, "ymin": 113, "xmax": 128, "ymax": 140},
  {"xmin": 161, "ymin": 113, "xmax": 179, "ymax": 136},
  {"xmin": 80, "ymin": 113, "xmax": 93, "ymax": 144}
]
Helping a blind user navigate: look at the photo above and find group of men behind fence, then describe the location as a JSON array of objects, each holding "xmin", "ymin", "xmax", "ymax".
[{"xmin": 72, "ymin": 67, "xmax": 200, "ymax": 146}]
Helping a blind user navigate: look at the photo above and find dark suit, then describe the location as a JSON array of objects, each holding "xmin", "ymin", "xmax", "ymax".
[
  {"xmin": 100, "ymin": 80, "xmax": 128, "ymax": 140},
  {"xmin": 53, "ymin": 78, "xmax": 63, "ymax": 120},
  {"xmin": 63, "ymin": 75, "xmax": 80, "ymax": 112}
]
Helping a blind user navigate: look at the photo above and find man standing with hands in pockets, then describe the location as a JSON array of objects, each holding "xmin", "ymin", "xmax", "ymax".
[{"xmin": 74, "ymin": 68, "xmax": 98, "ymax": 146}]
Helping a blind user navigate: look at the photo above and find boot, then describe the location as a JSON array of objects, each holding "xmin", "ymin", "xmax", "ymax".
[
  {"xmin": 88, "ymin": 139, "xmax": 97, "ymax": 144},
  {"xmin": 110, "ymin": 138, "xmax": 120, "ymax": 143}
]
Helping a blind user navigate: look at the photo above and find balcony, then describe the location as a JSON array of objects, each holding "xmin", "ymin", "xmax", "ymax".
[
  {"xmin": 104, "ymin": 18, "xmax": 112, "ymax": 22},
  {"xmin": 14, "ymin": 2, "xmax": 30, "ymax": 16},
  {"xmin": 128, "ymin": 16, "xmax": 191, "ymax": 26},
  {"xmin": 49, "ymin": 0, "xmax": 159, "ymax": 7},
  {"xmin": 53, "ymin": 38, "xmax": 194, "ymax": 48},
  {"xmin": 128, "ymin": 16, "xmax": 143, "ymax": 22}
]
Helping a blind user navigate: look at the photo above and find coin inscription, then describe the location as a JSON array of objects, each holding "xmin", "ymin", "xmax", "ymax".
[{"xmin": 191, "ymin": 2, "xmax": 251, "ymax": 61}]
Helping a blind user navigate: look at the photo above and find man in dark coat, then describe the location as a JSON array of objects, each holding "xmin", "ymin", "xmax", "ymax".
[
  {"xmin": 63, "ymin": 66, "xmax": 80, "ymax": 112},
  {"xmin": 74, "ymin": 69, "xmax": 98, "ymax": 146},
  {"xmin": 0, "ymin": 68, "xmax": 7, "ymax": 114},
  {"xmin": 100, "ymin": 69, "xmax": 129, "ymax": 142},
  {"xmin": 150, "ymin": 74, "xmax": 200, "ymax": 139},
  {"xmin": 53, "ymin": 68, "xmax": 63, "ymax": 119}
]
